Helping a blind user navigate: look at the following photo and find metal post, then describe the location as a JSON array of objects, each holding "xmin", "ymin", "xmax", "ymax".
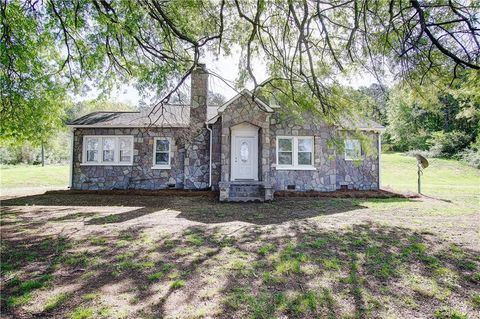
[{"xmin": 417, "ymin": 164, "xmax": 421, "ymax": 194}]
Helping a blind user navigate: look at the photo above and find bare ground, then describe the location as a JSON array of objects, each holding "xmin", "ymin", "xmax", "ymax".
[{"xmin": 1, "ymin": 191, "xmax": 479, "ymax": 318}]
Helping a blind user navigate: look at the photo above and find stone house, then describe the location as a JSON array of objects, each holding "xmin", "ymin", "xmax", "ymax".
[{"xmin": 67, "ymin": 64, "xmax": 384, "ymax": 201}]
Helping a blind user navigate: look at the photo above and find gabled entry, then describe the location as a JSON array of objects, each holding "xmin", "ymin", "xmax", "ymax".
[{"xmin": 231, "ymin": 123, "xmax": 259, "ymax": 181}]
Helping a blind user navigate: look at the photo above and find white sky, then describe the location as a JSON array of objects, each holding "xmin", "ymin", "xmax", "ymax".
[{"xmin": 78, "ymin": 49, "xmax": 380, "ymax": 107}]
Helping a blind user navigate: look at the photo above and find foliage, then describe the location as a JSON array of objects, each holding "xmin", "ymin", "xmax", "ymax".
[
  {"xmin": 1, "ymin": 0, "xmax": 479, "ymax": 138},
  {"xmin": 428, "ymin": 131, "xmax": 472, "ymax": 158},
  {"xmin": 385, "ymin": 73, "xmax": 479, "ymax": 162}
]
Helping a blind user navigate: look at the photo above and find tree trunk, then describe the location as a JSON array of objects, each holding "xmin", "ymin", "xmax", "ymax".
[{"xmin": 41, "ymin": 143, "xmax": 45, "ymax": 167}]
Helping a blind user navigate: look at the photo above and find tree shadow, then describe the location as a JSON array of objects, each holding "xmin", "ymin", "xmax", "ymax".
[
  {"xmin": 1, "ymin": 215, "xmax": 479, "ymax": 318},
  {"xmin": 1, "ymin": 192, "xmax": 381, "ymax": 225}
]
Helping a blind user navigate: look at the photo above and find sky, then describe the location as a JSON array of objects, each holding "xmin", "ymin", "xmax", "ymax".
[{"xmin": 78, "ymin": 49, "xmax": 380, "ymax": 107}]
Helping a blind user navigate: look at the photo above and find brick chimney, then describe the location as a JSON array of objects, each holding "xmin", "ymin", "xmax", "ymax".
[{"xmin": 190, "ymin": 63, "xmax": 209, "ymax": 124}]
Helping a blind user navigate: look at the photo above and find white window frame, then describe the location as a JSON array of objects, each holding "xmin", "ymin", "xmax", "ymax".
[
  {"xmin": 276, "ymin": 136, "xmax": 315, "ymax": 170},
  {"xmin": 82, "ymin": 135, "xmax": 134, "ymax": 166},
  {"xmin": 152, "ymin": 137, "xmax": 172, "ymax": 169},
  {"xmin": 344, "ymin": 139, "xmax": 362, "ymax": 161}
]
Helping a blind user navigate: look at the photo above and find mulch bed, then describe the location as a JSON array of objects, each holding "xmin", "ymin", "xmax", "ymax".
[
  {"xmin": 46, "ymin": 189, "xmax": 219, "ymax": 198},
  {"xmin": 275, "ymin": 189, "xmax": 419, "ymax": 199},
  {"xmin": 46, "ymin": 188, "xmax": 417, "ymax": 199}
]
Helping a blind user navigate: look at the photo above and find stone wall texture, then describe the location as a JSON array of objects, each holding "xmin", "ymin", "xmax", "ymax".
[
  {"xmin": 268, "ymin": 112, "xmax": 338, "ymax": 191},
  {"xmin": 72, "ymin": 99, "xmax": 380, "ymax": 193},
  {"xmin": 335, "ymin": 132, "xmax": 379, "ymax": 190},
  {"xmin": 72, "ymin": 127, "xmax": 186, "ymax": 190}
]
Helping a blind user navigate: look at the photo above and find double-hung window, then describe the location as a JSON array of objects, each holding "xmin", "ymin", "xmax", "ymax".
[
  {"xmin": 276, "ymin": 136, "xmax": 314, "ymax": 169},
  {"xmin": 82, "ymin": 136, "xmax": 134, "ymax": 165},
  {"xmin": 153, "ymin": 137, "xmax": 172, "ymax": 169},
  {"xmin": 344, "ymin": 139, "xmax": 362, "ymax": 160}
]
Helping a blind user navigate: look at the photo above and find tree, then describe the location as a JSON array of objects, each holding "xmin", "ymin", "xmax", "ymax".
[{"xmin": 1, "ymin": 0, "xmax": 479, "ymax": 134}]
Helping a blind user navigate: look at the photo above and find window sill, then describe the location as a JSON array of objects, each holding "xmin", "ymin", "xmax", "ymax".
[
  {"xmin": 81, "ymin": 163, "xmax": 133, "ymax": 166},
  {"xmin": 275, "ymin": 166, "xmax": 317, "ymax": 171},
  {"xmin": 151, "ymin": 165, "xmax": 171, "ymax": 170}
]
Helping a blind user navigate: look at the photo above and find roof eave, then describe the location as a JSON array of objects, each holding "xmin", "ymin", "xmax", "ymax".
[{"xmin": 67, "ymin": 124, "xmax": 189, "ymax": 128}]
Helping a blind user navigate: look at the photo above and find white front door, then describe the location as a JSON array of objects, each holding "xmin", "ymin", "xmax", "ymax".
[{"xmin": 231, "ymin": 130, "xmax": 258, "ymax": 181}]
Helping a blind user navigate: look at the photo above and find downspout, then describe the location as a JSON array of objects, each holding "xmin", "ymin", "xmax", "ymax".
[
  {"xmin": 206, "ymin": 123, "xmax": 213, "ymax": 188},
  {"xmin": 69, "ymin": 128, "xmax": 75, "ymax": 189}
]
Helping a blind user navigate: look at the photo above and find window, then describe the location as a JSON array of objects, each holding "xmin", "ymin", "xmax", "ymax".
[
  {"xmin": 119, "ymin": 137, "xmax": 132, "ymax": 162},
  {"xmin": 86, "ymin": 137, "xmax": 99, "ymax": 162},
  {"xmin": 82, "ymin": 136, "xmax": 134, "ymax": 165},
  {"xmin": 102, "ymin": 137, "xmax": 115, "ymax": 162},
  {"xmin": 276, "ymin": 136, "xmax": 314, "ymax": 169},
  {"xmin": 345, "ymin": 139, "xmax": 362, "ymax": 160},
  {"xmin": 153, "ymin": 137, "xmax": 172, "ymax": 168}
]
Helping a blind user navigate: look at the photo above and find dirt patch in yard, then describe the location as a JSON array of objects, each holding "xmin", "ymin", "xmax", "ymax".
[{"xmin": 1, "ymin": 194, "xmax": 479, "ymax": 319}]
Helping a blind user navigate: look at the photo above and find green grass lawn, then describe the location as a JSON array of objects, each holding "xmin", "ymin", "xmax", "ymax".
[
  {"xmin": 1, "ymin": 153, "xmax": 479, "ymax": 319},
  {"xmin": 0, "ymin": 165, "xmax": 69, "ymax": 189},
  {"xmin": 381, "ymin": 152, "xmax": 480, "ymax": 201}
]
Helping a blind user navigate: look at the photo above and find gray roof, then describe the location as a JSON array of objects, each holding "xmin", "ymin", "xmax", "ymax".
[
  {"xmin": 337, "ymin": 115, "xmax": 385, "ymax": 131},
  {"xmin": 67, "ymin": 105, "xmax": 191, "ymax": 127},
  {"xmin": 67, "ymin": 102, "xmax": 383, "ymax": 132}
]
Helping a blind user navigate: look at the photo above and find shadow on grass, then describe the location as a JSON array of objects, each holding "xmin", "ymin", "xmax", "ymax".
[
  {"xmin": 1, "ymin": 192, "xmax": 377, "ymax": 225},
  {"xmin": 1, "ymin": 219, "xmax": 479, "ymax": 318}
]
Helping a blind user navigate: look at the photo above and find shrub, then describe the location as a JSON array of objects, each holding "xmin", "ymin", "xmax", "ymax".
[
  {"xmin": 458, "ymin": 139, "xmax": 480, "ymax": 168},
  {"xmin": 428, "ymin": 131, "xmax": 471, "ymax": 157}
]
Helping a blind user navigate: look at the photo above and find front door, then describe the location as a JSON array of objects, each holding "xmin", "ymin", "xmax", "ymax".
[{"xmin": 231, "ymin": 135, "xmax": 258, "ymax": 180}]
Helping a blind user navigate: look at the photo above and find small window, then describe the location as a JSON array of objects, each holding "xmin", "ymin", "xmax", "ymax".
[
  {"xmin": 82, "ymin": 136, "xmax": 133, "ymax": 165},
  {"xmin": 102, "ymin": 137, "xmax": 115, "ymax": 162},
  {"xmin": 119, "ymin": 137, "xmax": 133, "ymax": 163},
  {"xmin": 278, "ymin": 138, "xmax": 293, "ymax": 165},
  {"xmin": 297, "ymin": 138, "xmax": 313, "ymax": 165},
  {"xmin": 276, "ymin": 136, "xmax": 314, "ymax": 169},
  {"xmin": 153, "ymin": 138, "xmax": 172, "ymax": 168},
  {"xmin": 85, "ymin": 137, "xmax": 99, "ymax": 163},
  {"xmin": 345, "ymin": 139, "xmax": 362, "ymax": 160}
]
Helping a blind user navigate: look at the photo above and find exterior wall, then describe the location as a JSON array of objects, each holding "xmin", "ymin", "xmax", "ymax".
[
  {"xmin": 71, "ymin": 105, "xmax": 380, "ymax": 193},
  {"xmin": 72, "ymin": 127, "xmax": 185, "ymax": 190},
  {"xmin": 183, "ymin": 128, "xmax": 210, "ymax": 189},
  {"xmin": 335, "ymin": 131, "xmax": 380, "ymax": 190},
  {"xmin": 269, "ymin": 112, "xmax": 338, "ymax": 192},
  {"xmin": 219, "ymin": 95, "xmax": 271, "ymax": 185},
  {"xmin": 210, "ymin": 118, "xmax": 222, "ymax": 190}
]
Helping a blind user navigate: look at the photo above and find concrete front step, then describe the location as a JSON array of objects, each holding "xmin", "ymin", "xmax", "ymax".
[
  {"xmin": 227, "ymin": 196, "xmax": 265, "ymax": 202},
  {"xmin": 229, "ymin": 184, "xmax": 264, "ymax": 198}
]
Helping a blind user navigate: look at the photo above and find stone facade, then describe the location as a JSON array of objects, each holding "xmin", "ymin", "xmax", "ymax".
[
  {"xmin": 335, "ymin": 131, "xmax": 379, "ymax": 190},
  {"xmin": 70, "ymin": 65, "xmax": 382, "ymax": 198},
  {"xmin": 268, "ymin": 112, "xmax": 338, "ymax": 192},
  {"xmin": 72, "ymin": 127, "xmax": 186, "ymax": 190}
]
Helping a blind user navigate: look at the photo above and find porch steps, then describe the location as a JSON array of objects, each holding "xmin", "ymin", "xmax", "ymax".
[
  {"xmin": 228, "ymin": 183, "xmax": 265, "ymax": 202},
  {"xmin": 227, "ymin": 196, "xmax": 264, "ymax": 202}
]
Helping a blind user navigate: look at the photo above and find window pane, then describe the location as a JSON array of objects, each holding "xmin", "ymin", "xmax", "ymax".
[
  {"xmin": 120, "ymin": 151, "xmax": 131, "ymax": 162},
  {"xmin": 155, "ymin": 152, "xmax": 169, "ymax": 165},
  {"xmin": 298, "ymin": 152, "xmax": 312, "ymax": 165},
  {"xmin": 345, "ymin": 139, "xmax": 361, "ymax": 159},
  {"xmin": 87, "ymin": 150, "xmax": 98, "ymax": 162},
  {"xmin": 103, "ymin": 138, "xmax": 115, "ymax": 162},
  {"xmin": 119, "ymin": 138, "xmax": 132, "ymax": 162},
  {"xmin": 278, "ymin": 138, "xmax": 292, "ymax": 152},
  {"xmin": 156, "ymin": 139, "xmax": 170, "ymax": 152},
  {"xmin": 298, "ymin": 138, "xmax": 312, "ymax": 152},
  {"xmin": 86, "ymin": 138, "xmax": 98, "ymax": 162},
  {"xmin": 278, "ymin": 152, "xmax": 292, "ymax": 165},
  {"xmin": 86, "ymin": 138, "xmax": 98, "ymax": 151}
]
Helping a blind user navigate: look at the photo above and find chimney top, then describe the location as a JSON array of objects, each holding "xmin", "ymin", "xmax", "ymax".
[{"xmin": 196, "ymin": 63, "xmax": 207, "ymax": 71}]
